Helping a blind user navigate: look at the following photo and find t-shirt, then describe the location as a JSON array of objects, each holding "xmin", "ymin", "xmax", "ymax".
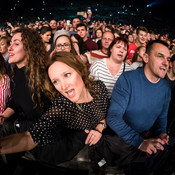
[{"xmin": 127, "ymin": 43, "xmax": 138, "ymax": 61}]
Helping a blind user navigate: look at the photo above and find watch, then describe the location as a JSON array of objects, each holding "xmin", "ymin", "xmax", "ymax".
[{"xmin": 99, "ymin": 122, "xmax": 107, "ymax": 129}]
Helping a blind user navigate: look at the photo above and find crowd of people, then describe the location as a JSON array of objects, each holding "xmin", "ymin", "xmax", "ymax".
[{"xmin": 0, "ymin": 10, "xmax": 175, "ymax": 175}]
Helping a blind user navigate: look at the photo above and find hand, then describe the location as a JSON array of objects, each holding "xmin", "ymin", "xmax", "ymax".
[
  {"xmin": 139, "ymin": 138, "xmax": 165, "ymax": 155},
  {"xmin": 85, "ymin": 129, "xmax": 102, "ymax": 146},
  {"xmin": 0, "ymin": 115, "xmax": 5, "ymax": 124},
  {"xmin": 72, "ymin": 42, "xmax": 80, "ymax": 55},
  {"xmin": 158, "ymin": 133, "xmax": 169, "ymax": 145},
  {"xmin": 125, "ymin": 59, "xmax": 133, "ymax": 65}
]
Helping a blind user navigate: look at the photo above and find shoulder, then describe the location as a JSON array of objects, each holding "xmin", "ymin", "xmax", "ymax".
[{"xmin": 92, "ymin": 80, "xmax": 107, "ymax": 92}]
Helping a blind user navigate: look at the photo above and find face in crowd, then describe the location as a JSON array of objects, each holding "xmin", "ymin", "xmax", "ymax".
[
  {"xmin": 55, "ymin": 36, "xmax": 71, "ymax": 53},
  {"xmin": 143, "ymin": 42, "xmax": 170, "ymax": 82},
  {"xmin": 101, "ymin": 32, "xmax": 114, "ymax": 50},
  {"xmin": 8, "ymin": 32, "xmax": 26, "ymax": 68}
]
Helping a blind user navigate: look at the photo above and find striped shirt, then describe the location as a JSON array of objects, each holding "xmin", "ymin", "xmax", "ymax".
[
  {"xmin": 0, "ymin": 74, "xmax": 11, "ymax": 114},
  {"xmin": 80, "ymin": 49, "xmax": 108, "ymax": 65},
  {"xmin": 90, "ymin": 58, "xmax": 135, "ymax": 97}
]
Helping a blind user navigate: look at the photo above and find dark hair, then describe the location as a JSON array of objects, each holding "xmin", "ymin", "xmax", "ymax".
[
  {"xmin": 39, "ymin": 26, "xmax": 52, "ymax": 35},
  {"xmin": 132, "ymin": 46, "xmax": 145, "ymax": 62},
  {"xmin": 170, "ymin": 54, "xmax": 175, "ymax": 62},
  {"xmin": 76, "ymin": 23, "xmax": 87, "ymax": 31},
  {"xmin": 108, "ymin": 36, "xmax": 129, "ymax": 58},
  {"xmin": 70, "ymin": 34, "xmax": 88, "ymax": 54},
  {"xmin": 136, "ymin": 26, "xmax": 148, "ymax": 35},
  {"xmin": 146, "ymin": 39, "xmax": 169, "ymax": 55}
]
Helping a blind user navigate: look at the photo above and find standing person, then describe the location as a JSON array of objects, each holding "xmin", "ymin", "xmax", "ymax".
[
  {"xmin": 0, "ymin": 52, "xmax": 110, "ymax": 167},
  {"xmin": 90, "ymin": 36, "xmax": 133, "ymax": 97},
  {"xmin": 80, "ymin": 31, "xmax": 114, "ymax": 65},
  {"xmin": 49, "ymin": 19, "xmax": 57, "ymax": 43},
  {"xmin": 126, "ymin": 26, "xmax": 148, "ymax": 64},
  {"xmin": 76, "ymin": 23, "xmax": 98, "ymax": 51},
  {"xmin": 107, "ymin": 40, "xmax": 175, "ymax": 175},
  {"xmin": 0, "ymin": 27, "xmax": 50, "ymax": 133},
  {"xmin": 39, "ymin": 26, "xmax": 54, "ymax": 54},
  {"xmin": 69, "ymin": 17, "xmax": 81, "ymax": 35},
  {"xmin": 0, "ymin": 53, "xmax": 10, "ymax": 114}
]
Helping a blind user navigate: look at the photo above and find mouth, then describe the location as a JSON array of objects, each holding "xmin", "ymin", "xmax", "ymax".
[
  {"xmin": 65, "ymin": 89, "xmax": 75, "ymax": 98},
  {"xmin": 117, "ymin": 54, "xmax": 123, "ymax": 58}
]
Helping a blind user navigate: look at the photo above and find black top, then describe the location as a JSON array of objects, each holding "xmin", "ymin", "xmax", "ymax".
[
  {"xmin": 29, "ymin": 80, "xmax": 110, "ymax": 146},
  {"xmin": 8, "ymin": 66, "xmax": 49, "ymax": 124}
]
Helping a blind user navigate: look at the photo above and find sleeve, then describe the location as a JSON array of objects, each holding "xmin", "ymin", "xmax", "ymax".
[
  {"xmin": 153, "ymin": 86, "xmax": 171, "ymax": 135},
  {"xmin": 0, "ymin": 75, "xmax": 11, "ymax": 114},
  {"xmin": 89, "ymin": 61, "xmax": 100, "ymax": 80},
  {"xmin": 107, "ymin": 74, "xmax": 144, "ymax": 148},
  {"xmin": 29, "ymin": 99, "xmax": 61, "ymax": 146}
]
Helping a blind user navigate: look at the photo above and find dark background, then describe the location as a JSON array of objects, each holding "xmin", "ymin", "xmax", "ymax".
[{"xmin": 0, "ymin": 0, "xmax": 175, "ymax": 36}]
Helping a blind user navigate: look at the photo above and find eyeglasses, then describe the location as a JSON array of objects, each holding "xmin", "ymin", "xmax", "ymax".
[
  {"xmin": 55, "ymin": 43, "xmax": 70, "ymax": 49},
  {"xmin": 102, "ymin": 38, "xmax": 113, "ymax": 42}
]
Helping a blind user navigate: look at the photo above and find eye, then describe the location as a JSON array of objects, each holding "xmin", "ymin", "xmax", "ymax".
[
  {"xmin": 65, "ymin": 73, "xmax": 71, "ymax": 77},
  {"xmin": 52, "ymin": 80, "xmax": 59, "ymax": 85}
]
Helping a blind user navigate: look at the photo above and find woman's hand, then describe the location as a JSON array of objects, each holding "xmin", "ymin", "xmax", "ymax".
[
  {"xmin": 85, "ymin": 129, "xmax": 102, "ymax": 146},
  {"xmin": 0, "ymin": 115, "xmax": 5, "ymax": 124}
]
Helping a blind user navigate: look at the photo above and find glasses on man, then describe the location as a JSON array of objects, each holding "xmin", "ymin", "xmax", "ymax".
[{"xmin": 55, "ymin": 43, "xmax": 70, "ymax": 49}]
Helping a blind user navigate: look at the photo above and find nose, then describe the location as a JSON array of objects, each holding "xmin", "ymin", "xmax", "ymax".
[{"xmin": 60, "ymin": 80, "xmax": 68, "ymax": 90}]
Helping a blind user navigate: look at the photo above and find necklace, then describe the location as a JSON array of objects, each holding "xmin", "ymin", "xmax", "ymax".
[{"xmin": 75, "ymin": 103, "xmax": 84, "ymax": 112}]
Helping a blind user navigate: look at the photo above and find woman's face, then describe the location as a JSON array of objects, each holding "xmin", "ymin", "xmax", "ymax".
[
  {"xmin": 0, "ymin": 39, "xmax": 8, "ymax": 56},
  {"xmin": 55, "ymin": 36, "xmax": 71, "ymax": 52},
  {"xmin": 110, "ymin": 41, "xmax": 127, "ymax": 63},
  {"xmin": 137, "ymin": 47, "xmax": 146, "ymax": 61},
  {"xmin": 48, "ymin": 61, "xmax": 87, "ymax": 103},
  {"xmin": 8, "ymin": 32, "xmax": 27, "ymax": 68},
  {"xmin": 96, "ymin": 30, "xmax": 102, "ymax": 38},
  {"xmin": 41, "ymin": 31, "xmax": 51, "ymax": 43}
]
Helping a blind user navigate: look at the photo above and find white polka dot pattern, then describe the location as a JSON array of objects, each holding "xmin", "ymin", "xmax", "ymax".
[{"xmin": 29, "ymin": 80, "xmax": 110, "ymax": 146}]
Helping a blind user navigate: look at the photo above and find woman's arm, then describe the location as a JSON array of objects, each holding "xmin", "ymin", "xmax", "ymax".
[
  {"xmin": 0, "ymin": 107, "xmax": 15, "ymax": 124},
  {"xmin": 0, "ymin": 131, "xmax": 38, "ymax": 154}
]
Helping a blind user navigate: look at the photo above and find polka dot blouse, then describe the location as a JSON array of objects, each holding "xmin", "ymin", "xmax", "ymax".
[{"xmin": 29, "ymin": 80, "xmax": 110, "ymax": 146}]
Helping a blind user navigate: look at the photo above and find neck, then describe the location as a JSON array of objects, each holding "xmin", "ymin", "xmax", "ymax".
[
  {"xmin": 144, "ymin": 67, "xmax": 160, "ymax": 83},
  {"xmin": 101, "ymin": 48, "xmax": 108, "ymax": 54}
]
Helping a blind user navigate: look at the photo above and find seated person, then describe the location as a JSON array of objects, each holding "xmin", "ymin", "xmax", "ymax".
[
  {"xmin": 0, "ymin": 52, "xmax": 110, "ymax": 166},
  {"xmin": 107, "ymin": 40, "xmax": 175, "ymax": 175}
]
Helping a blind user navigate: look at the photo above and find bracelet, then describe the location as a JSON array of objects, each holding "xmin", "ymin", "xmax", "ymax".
[{"xmin": 94, "ymin": 128, "xmax": 102, "ymax": 134}]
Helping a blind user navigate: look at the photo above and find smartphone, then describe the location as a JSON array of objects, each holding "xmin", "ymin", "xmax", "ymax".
[{"xmin": 87, "ymin": 8, "xmax": 91, "ymax": 12}]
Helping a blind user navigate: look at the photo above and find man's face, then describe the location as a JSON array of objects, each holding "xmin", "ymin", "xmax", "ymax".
[
  {"xmin": 144, "ymin": 43, "xmax": 171, "ymax": 82},
  {"xmin": 137, "ymin": 30, "xmax": 147, "ymax": 45},
  {"xmin": 49, "ymin": 20, "xmax": 57, "ymax": 30},
  {"xmin": 101, "ymin": 32, "xmax": 114, "ymax": 50},
  {"xmin": 72, "ymin": 18, "xmax": 80, "ymax": 29},
  {"xmin": 77, "ymin": 26, "xmax": 87, "ymax": 39}
]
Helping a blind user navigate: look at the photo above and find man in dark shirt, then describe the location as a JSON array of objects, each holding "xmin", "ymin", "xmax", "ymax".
[{"xmin": 76, "ymin": 23, "xmax": 98, "ymax": 51}]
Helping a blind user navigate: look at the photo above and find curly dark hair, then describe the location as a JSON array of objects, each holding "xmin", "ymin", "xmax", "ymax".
[{"xmin": 11, "ymin": 27, "xmax": 50, "ymax": 108}]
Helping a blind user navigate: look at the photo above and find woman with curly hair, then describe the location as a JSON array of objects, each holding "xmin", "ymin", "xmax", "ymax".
[
  {"xmin": 0, "ymin": 52, "xmax": 109, "ymax": 166},
  {"xmin": 0, "ymin": 27, "xmax": 50, "ymax": 132}
]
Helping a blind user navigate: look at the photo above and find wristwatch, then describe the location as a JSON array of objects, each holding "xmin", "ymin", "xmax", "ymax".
[{"xmin": 99, "ymin": 122, "xmax": 107, "ymax": 129}]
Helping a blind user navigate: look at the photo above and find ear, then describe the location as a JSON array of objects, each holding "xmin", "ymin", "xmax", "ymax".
[
  {"xmin": 169, "ymin": 62, "xmax": 172, "ymax": 68},
  {"xmin": 142, "ymin": 53, "xmax": 149, "ymax": 64}
]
